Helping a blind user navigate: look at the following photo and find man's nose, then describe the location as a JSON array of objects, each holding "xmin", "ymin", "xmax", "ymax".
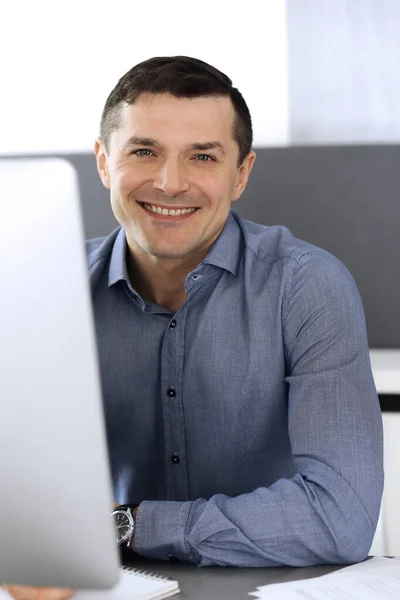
[{"xmin": 153, "ymin": 159, "xmax": 190, "ymax": 198}]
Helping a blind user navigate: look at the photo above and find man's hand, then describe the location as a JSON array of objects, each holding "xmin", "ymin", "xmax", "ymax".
[
  {"xmin": 2, "ymin": 584, "xmax": 75, "ymax": 599},
  {"xmin": 2, "ymin": 503, "xmax": 120, "ymax": 598}
]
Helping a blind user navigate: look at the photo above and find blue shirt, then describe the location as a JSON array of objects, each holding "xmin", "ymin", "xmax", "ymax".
[{"xmin": 87, "ymin": 210, "xmax": 383, "ymax": 567}]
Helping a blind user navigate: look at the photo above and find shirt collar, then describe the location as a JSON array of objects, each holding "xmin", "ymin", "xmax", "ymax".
[
  {"xmin": 107, "ymin": 210, "xmax": 242, "ymax": 288},
  {"xmin": 108, "ymin": 227, "xmax": 130, "ymax": 287},
  {"xmin": 201, "ymin": 211, "xmax": 241, "ymax": 275}
]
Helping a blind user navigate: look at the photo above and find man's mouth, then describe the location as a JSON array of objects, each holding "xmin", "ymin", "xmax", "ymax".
[{"xmin": 139, "ymin": 202, "xmax": 198, "ymax": 217}]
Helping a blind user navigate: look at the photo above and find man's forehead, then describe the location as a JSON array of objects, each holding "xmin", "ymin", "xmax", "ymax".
[{"xmin": 119, "ymin": 93, "xmax": 235, "ymax": 133}]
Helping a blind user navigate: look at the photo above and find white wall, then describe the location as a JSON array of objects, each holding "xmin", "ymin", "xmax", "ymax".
[
  {"xmin": 0, "ymin": 0, "xmax": 289, "ymax": 155},
  {"xmin": 287, "ymin": 0, "xmax": 400, "ymax": 143},
  {"xmin": 381, "ymin": 414, "xmax": 400, "ymax": 556}
]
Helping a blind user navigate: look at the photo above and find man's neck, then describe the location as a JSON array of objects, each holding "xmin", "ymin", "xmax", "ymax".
[{"xmin": 126, "ymin": 249, "xmax": 200, "ymax": 314}]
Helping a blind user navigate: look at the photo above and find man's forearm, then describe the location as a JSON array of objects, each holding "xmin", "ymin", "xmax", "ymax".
[{"xmin": 133, "ymin": 462, "xmax": 380, "ymax": 567}]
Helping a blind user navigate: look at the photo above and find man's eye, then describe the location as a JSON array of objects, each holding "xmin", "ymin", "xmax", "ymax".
[
  {"xmin": 195, "ymin": 154, "xmax": 213, "ymax": 162},
  {"xmin": 132, "ymin": 149, "xmax": 153, "ymax": 156}
]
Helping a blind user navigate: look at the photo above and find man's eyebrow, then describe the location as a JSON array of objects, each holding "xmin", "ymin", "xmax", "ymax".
[
  {"xmin": 122, "ymin": 137, "xmax": 226, "ymax": 155},
  {"xmin": 123, "ymin": 136, "xmax": 160, "ymax": 148},
  {"xmin": 189, "ymin": 141, "xmax": 226, "ymax": 155}
]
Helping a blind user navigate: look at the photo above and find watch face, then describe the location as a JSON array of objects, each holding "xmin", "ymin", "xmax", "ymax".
[{"xmin": 113, "ymin": 511, "xmax": 131, "ymax": 543}]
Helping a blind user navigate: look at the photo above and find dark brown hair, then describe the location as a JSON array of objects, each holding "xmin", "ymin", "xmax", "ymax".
[{"xmin": 100, "ymin": 56, "xmax": 253, "ymax": 166}]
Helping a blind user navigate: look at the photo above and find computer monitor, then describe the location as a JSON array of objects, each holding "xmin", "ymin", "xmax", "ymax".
[{"xmin": 0, "ymin": 158, "xmax": 120, "ymax": 589}]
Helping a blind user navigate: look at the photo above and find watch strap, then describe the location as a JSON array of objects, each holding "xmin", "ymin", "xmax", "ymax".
[{"xmin": 114, "ymin": 503, "xmax": 139, "ymax": 513}]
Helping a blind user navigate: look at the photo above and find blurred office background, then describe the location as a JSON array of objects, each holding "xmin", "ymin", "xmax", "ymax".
[
  {"xmin": 1, "ymin": 0, "xmax": 399, "ymax": 555},
  {"xmin": 2, "ymin": 1, "xmax": 399, "ymax": 149}
]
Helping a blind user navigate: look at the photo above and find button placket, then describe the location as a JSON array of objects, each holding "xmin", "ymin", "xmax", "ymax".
[
  {"xmin": 171, "ymin": 453, "xmax": 180, "ymax": 464},
  {"xmin": 160, "ymin": 306, "xmax": 189, "ymax": 499}
]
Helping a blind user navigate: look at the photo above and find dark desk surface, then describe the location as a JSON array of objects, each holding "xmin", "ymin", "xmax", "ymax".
[{"xmin": 124, "ymin": 557, "xmax": 345, "ymax": 600}]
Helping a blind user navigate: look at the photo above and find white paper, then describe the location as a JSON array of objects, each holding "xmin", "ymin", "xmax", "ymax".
[{"xmin": 249, "ymin": 557, "xmax": 400, "ymax": 599}]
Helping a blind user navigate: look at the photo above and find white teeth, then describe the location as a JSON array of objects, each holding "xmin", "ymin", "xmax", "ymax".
[{"xmin": 143, "ymin": 203, "xmax": 196, "ymax": 216}]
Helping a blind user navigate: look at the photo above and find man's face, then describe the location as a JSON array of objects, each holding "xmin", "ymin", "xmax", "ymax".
[{"xmin": 95, "ymin": 93, "xmax": 255, "ymax": 262}]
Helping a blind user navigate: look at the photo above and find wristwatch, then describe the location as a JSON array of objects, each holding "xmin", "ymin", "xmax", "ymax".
[{"xmin": 111, "ymin": 504, "xmax": 137, "ymax": 548}]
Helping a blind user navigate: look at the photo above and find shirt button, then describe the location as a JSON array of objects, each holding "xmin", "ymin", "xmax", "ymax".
[
  {"xmin": 167, "ymin": 387, "xmax": 176, "ymax": 398},
  {"xmin": 171, "ymin": 453, "xmax": 180, "ymax": 464},
  {"xmin": 169, "ymin": 319, "xmax": 177, "ymax": 329},
  {"xmin": 168, "ymin": 555, "xmax": 179, "ymax": 562}
]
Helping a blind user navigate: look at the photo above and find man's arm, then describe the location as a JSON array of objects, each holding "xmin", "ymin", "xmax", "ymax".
[{"xmin": 133, "ymin": 251, "xmax": 384, "ymax": 567}]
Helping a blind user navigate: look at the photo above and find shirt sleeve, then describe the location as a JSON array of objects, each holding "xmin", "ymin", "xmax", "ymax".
[{"xmin": 134, "ymin": 250, "xmax": 384, "ymax": 567}]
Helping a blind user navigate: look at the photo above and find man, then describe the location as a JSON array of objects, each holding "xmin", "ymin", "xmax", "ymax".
[{"xmin": 4, "ymin": 56, "xmax": 383, "ymax": 599}]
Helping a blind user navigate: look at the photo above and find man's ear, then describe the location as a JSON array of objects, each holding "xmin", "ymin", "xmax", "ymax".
[
  {"xmin": 94, "ymin": 138, "xmax": 111, "ymax": 189},
  {"xmin": 232, "ymin": 151, "xmax": 256, "ymax": 202}
]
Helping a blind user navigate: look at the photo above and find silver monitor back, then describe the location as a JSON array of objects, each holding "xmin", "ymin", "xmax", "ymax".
[{"xmin": 0, "ymin": 158, "xmax": 119, "ymax": 589}]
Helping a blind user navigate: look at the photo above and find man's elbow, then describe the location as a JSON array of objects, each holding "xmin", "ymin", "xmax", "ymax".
[
  {"xmin": 324, "ymin": 470, "xmax": 383, "ymax": 566},
  {"xmin": 332, "ymin": 536, "xmax": 371, "ymax": 565},
  {"xmin": 327, "ymin": 513, "xmax": 378, "ymax": 566}
]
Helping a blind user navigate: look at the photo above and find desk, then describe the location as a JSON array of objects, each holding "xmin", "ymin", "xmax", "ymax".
[{"xmin": 124, "ymin": 557, "xmax": 344, "ymax": 599}]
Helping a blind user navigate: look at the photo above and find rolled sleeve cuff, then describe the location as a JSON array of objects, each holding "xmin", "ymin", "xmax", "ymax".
[{"xmin": 134, "ymin": 500, "xmax": 199, "ymax": 564}]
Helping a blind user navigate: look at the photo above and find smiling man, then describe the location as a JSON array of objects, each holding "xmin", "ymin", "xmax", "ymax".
[
  {"xmin": 88, "ymin": 56, "xmax": 383, "ymax": 567},
  {"xmin": 3, "ymin": 55, "xmax": 384, "ymax": 599}
]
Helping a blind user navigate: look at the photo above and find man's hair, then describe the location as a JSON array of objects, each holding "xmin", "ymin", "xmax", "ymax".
[{"xmin": 100, "ymin": 56, "xmax": 253, "ymax": 166}]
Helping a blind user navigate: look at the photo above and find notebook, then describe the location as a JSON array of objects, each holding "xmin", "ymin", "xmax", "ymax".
[{"xmin": 0, "ymin": 566, "xmax": 180, "ymax": 600}]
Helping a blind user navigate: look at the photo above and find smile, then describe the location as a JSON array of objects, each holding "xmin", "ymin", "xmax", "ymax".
[{"xmin": 140, "ymin": 203, "xmax": 198, "ymax": 217}]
